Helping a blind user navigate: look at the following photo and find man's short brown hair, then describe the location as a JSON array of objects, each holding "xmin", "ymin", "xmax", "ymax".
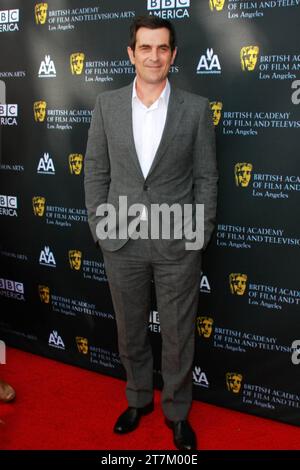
[{"xmin": 129, "ymin": 15, "xmax": 176, "ymax": 52}]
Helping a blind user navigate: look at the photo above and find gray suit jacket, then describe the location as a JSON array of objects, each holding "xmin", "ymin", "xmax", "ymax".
[{"xmin": 84, "ymin": 83, "xmax": 218, "ymax": 257}]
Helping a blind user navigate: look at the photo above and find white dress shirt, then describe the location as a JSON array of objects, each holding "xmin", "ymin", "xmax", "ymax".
[{"xmin": 132, "ymin": 79, "xmax": 170, "ymax": 219}]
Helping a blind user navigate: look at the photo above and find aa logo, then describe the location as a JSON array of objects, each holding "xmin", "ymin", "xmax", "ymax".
[
  {"xmin": 193, "ymin": 366, "xmax": 209, "ymax": 388},
  {"xmin": 38, "ymin": 55, "xmax": 56, "ymax": 78},
  {"xmin": 37, "ymin": 152, "xmax": 55, "ymax": 175},
  {"xmin": 69, "ymin": 250, "xmax": 82, "ymax": 271},
  {"xmin": 38, "ymin": 285, "xmax": 50, "ymax": 304},
  {"xmin": 69, "ymin": 154, "xmax": 83, "ymax": 175},
  {"xmin": 33, "ymin": 100, "xmax": 47, "ymax": 122},
  {"xmin": 200, "ymin": 273, "xmax": 211, "ymax": 293},
  {"xmin": 39, "ymin": 246, "xmax": 56, "ymax": 267},
  {"xmin": 229, "ymin": 273, "xmax": 247, "ymax": 296},
  {"xmin": 226, "ymin": 372, "xmax": 243, "ymax": 394},
  {"xmin": 35, "ymin": 3, "xmax": 48, "ymax": 24},
  {"xmin": 197, "ymin": 316, "xmax": 213, "ymax": 338},
  {"xmin": 32, "ymin": 196, "xmax": 46, "ymax": 217},
  {"xmin": 48, "ymin": 330, "xmax": 65, "ymax": 349},
  {"xmin": 234, "ymin": 163, "xmax": 252, "ymax": 188},
  {"xmin": 209, "ymin": 0, "xmax": 225, "ymax": 11},
  {"xmin": 70, "ymin": 53, "xmax": 85, "ymax": 75},
  {"xmin": 76, "ymin": 336, "xmax": 89, "ymax": 355},
  {"xmin": 241, "ymin": 46, "xmax": 259, "ymax": 72},
  {"xmin": 210, "ymin": 101, "xmax": 223, "ymax": 126},
  {"xmin": 197, "ymin": 48, "xmax": 221, "ymax": 74}
]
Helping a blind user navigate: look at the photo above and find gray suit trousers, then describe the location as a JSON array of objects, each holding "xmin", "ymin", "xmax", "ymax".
[{"xmin": 103, "ymin": 235, "xmax": 202, "ymax": 421}]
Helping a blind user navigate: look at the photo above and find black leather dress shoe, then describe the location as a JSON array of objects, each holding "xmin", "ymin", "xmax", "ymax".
[
  {"xmin": 165, "ymin": 419, "xmax": 197, "ymax": 450},
  {"xmin": 114, "ymin": 402, "xmax": 154, "ymax": 434}
]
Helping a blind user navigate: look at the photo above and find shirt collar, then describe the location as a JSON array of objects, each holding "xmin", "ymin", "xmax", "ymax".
[{"xmin": 132, "ymin": 78, "xmax": 170, "ymax": 109}]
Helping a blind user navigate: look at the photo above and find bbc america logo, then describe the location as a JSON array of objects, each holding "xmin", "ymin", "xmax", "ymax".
[
  {"xmin": 0, "ymin": 195, "xmax": 18, "ymax": 216},
  {"xmin": 149, "ymin": 310, "xmax": 160, "ymax": 333},
  {"xmin": 0, "ymin": 278, "xmax": 25, "ymax": 301},
  {"xmin": 0, "ymin": 278, "xmax": 24, "ymax": 294},
  {"xmin": 0, "ymin": 104, "xmax": 17, "ymax": 116},
  {"xmin": 147, "ymin": 0, "xmax": 190, "ymax": 18},
  {"xmin": 147, "ymin": 0, "xmax": 190, "ymax": 7},
  {"xmin": 0, "ymin": 9, "xmax": 19, "ymax": 32},
  {"xmin": 0, "ymin": 195, "xmax": 17, "ymax": 208},
  {"xmin": 0, "ymin": 103, "xmax": 18, "ymax": 125}
]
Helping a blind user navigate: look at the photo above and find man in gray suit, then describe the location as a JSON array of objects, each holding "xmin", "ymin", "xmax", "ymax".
[{"xmin": 84, "ymin": 16, "xmax": 218, "ymax": 450}]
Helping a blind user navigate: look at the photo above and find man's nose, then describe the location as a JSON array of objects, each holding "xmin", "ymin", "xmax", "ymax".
[{"xmin": 150, "ymin": 48, "xmax": 159, "ymax": 61}]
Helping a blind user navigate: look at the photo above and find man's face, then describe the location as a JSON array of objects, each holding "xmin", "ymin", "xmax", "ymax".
[
  {"xmin": 69, "ymin": 154, "xmax": 83, "ymax": 174},
  {"xmin": 127, "ymin": 27, "xmax": 177, "ymax": 86}
]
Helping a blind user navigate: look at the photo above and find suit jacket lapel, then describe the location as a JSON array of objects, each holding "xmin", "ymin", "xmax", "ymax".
[
  {"xmin": 118, "ymin": 83, "xmax": 145, "ymax": 180},
  {"xmin": 147, "ymin": 87, "xmax": 184, "ymax": 179}
]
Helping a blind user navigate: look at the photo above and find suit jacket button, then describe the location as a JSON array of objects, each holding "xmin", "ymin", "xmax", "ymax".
[{"xmin": 144, "ymin": 184, "xmax": 149, "ymax": 191}]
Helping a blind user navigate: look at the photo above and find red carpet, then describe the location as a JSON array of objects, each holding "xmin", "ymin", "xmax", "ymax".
[{"xmin": 1, "ymin": 347, "xmax": 300, "ymax": 450}]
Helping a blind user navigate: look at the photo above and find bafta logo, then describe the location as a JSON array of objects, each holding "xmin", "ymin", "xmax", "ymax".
[
  {"xmin": 240, "ymin": 46, "xmax": 259, "ymax": 71},
  {"xmin": 34, "ymin": 100, "xmax": 47, "ymax": 122},
  {"xmin": 69, "ymin": 154, "xmax": 83, "ymax": 175},
  {"xmin": 76, "ymin": 336, "xmax": 89, "ymax": 355},
  {"xmin": 70, "ymin": 53, "xmax": 85, "ymax": 75},
  {"xmin": 209, "ymin": 0, "xmax": 225, "ymax": 11},
  {"xmin": 38, "ymin": 285, "xmax": 50, "ymax": 304},
  {"xmin": 69, "ymin": 250, "xmax": 82, "ymax": 271},
  {"xmin": 234, "ymin": 163, "xmax": 253, "ymax": 188},
  {"xmin": 32, "ymin": 196, "xmax": 46, "ymax": 217},
  {"xmin": 35, "ymin": 3, "xmax": 48, "ymax": 25},
  {"xmin": 197, "ymin": 316, "xmax": 213, "ymax": 338},
  {"xmin": 226, "ymin": 372, "xmax": 243, "ymax": 394},
  {"xmin": 229, "ymin": 273, "xmax": 247, "ymax": 296},
  {"xmin": 210, "ymin": 101, "xmax": 223, "ymax": 126}
]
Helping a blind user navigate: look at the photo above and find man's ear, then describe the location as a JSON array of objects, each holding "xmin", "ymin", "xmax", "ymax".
[{"xmin": 127, "ymin": 46, "xmax": 135, "ymax": 65}]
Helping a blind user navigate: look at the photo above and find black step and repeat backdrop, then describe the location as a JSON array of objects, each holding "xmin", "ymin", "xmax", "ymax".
[{"xmin": 1, "ymin": 0, "xmax": 300, "ymax": 426}]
